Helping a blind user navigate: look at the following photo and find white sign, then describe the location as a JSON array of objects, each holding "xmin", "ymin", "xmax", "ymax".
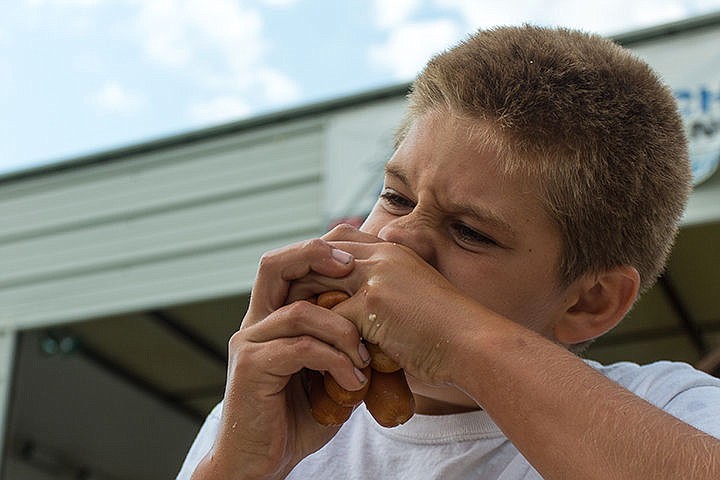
[
  {"xmin": 676, "ymin": 84, "xmax": 720, "ymax": 185},
  {"xmin": 630, "ymin": 26, "xmax": 720, "ymax": 186}
]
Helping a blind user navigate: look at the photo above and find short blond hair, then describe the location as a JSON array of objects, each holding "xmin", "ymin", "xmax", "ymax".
[{"xmin": 400, "ymin": 25, "xmax": 691, "ymax": 293}]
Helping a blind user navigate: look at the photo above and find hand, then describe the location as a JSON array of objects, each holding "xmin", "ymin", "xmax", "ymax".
[
  {"xmin": 193, "ymin": 236, "xmax": 369, "ymax": 479},
  {"xmin": 288, "ymin": 228, "xmax": 479, "ymax": 388}
]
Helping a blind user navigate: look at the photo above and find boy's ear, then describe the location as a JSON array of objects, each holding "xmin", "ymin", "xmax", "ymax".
[{"xmin": 553, "ymin": 266, "xmax": 641, "ymax": 346}]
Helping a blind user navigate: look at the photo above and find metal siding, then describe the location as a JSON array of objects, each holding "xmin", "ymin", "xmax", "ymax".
[
  {"xmin": 1, "ymin": 183, "xmax": 320, "ymax": 287},
  {"xmin": 0, "ymin": 124, "xmax": 322, "ymax": 240},
  {"xmin": 0, "ymin": 121, "xmax": 325, "ymax": 329}
]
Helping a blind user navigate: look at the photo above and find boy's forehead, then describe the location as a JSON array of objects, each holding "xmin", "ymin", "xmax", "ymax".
[
  {"xmin": 386, "ymin": 111, "xmax": 556, "ymax": 234},
  {"xmin": 404, "ymin": 109, "xmax": 509, "ymax": 161},
  {"xmin": 389, "ymin": 112, "xmax": 513, "ymax": 185}
]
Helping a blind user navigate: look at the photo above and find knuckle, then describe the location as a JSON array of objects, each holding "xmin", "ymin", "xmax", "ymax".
[
  {"xmin": 339, "ymin": 323, "xmax": 359, "ymax": 343},
  {"xmin": 227, "ymin": 331, "xmax": 253, "ymax": 369},
  {"xmin": 257, "ymin": 249, "xmax": 280, "ymax": 270},
  {"xmin": 335, "ymin": 331, "xmax": 361, "ymax": 357},
  {"xmin": 382, "ymin": 241, "xmax": 404, "ymax": 259},
  {"xmin": 327, "ymin": 223, "xmax": 357, "ymax": 238},
  {"xmin": 301, "ymin": 237, "xmax": 329, "ymax": 255},
  {"xmin": 362, "ymin": 284, "xmax": 383, "ymax": 311},
  {"xmin": 284, "ymin": 299, "xmax": 313, "ymax": 320},
  {"xmin": 228, "ymin": 329, "xmax": 245, "ymax": 350},
  {"xmin": 360, "ymin": 287, "xmax": 388, "ymax": 343},
  {"xmin": 291, "ymin": 335, "xmax": 315, "ymax": 355}
]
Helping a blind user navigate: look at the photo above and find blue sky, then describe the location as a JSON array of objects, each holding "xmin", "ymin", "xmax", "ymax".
[{"xmin": 2, "ymin": 0, "xmax": 720, "ymax": 175}]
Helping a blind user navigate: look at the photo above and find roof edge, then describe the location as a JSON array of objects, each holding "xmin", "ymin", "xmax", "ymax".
[
  {"xmin": 0, "ymin": 83, "xmax": 410, "ymax": 184},
  {"xmin": 612, "ymin": 9, "xmax": 720, "ymax": 45}
]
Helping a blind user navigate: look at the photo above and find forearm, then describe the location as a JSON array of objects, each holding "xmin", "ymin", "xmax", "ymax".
[
  {"xmin": 190, "ymin": 452, "xmax": 294, "ymax": 480},
  {"xmin": 460, "ymin": 313, "xmax": 720, "ymax": 480}
]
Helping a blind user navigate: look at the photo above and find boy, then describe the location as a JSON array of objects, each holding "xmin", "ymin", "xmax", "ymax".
[{"xmin": 178, "ymin": 25, "xmax": 720, "ymax": 479}]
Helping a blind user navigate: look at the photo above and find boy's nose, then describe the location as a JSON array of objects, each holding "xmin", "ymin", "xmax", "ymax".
[{"xmin": 377, "ymin": 214, "xmax": 438, "ymax": 267}]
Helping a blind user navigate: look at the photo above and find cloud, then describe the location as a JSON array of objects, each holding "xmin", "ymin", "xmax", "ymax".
[
  {"xmin": 372, "ymin": 0, "xmax": 422, "ymax": 28},
  {"xmin": 367, "ymin": 0, "xmax": 720, "ymax": 83},
  {"xmin": 189, "ymin": 68, "xmax": 300, "ymax": 124},
  {"xmin": 132, "ymin": 0, "xmax": 301, "ymax": 123},
  {"xmin": 433, "ymin": 0, "xmax": 720, "ymax": 35},
  {"xmin": 134, "ymin": 0, "xmax": 266, "ymax": 69},
  {"xmin": 253, "ymin": 68, "xmax": 301, "ymax": 104},
  {"xmin": 188, "ymin": 95, "xmax": 252, "ymax": 124},
  {"xmin": 432, "ymin": 0, "xmax": 544, "ymax": 29},
  {"xmin": 259, "ymin": 0, "xmax": 300, "ymax": 7},
  {"xmin": 24, "ymin": 0, "xmax": 103, "ymax": 6},
  {"xmin": 0, "ymin": 59, "xmax": 10, "ymax": 99},
  {"xmin": 89, "ymin": 82, "xmax": 144, "ymax": 115},
  {"xmin": 369, "ymin": 19, "xmax": 463, "ymax": 79}
]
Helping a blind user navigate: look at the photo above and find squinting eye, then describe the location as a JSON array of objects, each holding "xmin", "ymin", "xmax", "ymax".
[
  {"xmin": 380, "ymin": 190, "xmax": 415, "ymax": 211},
  {"xmin": 452, "ymin": 223, "xmax": 497, "ymax": 246}
]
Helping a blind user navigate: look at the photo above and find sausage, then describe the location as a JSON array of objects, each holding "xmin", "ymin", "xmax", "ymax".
[
  {"xmin": 307, "ymin": 370, "xmax": 352, "ymax": 426},
  {"xmin": 316, "ymin": 290, "xmax": 351, "ymax": 309},
  {"xmin": 308, "ymin": 291, "xmax": 416, "ymax": 427},
  {"xmin": 324, "ymin": 365, "xmax": 372, "ymax": 406},
  {"xmin": 364, "ymin": 369, "xmax": 416, "ymax": 428},
  {"xmin": 366, "ymin": 342, "xmax": 401, "ymax": 373}
]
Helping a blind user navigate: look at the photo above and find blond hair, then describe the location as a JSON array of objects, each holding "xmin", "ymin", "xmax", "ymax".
[{"xmin": 400, "ymin": 25, "xmax": 691, "ymax": 293}]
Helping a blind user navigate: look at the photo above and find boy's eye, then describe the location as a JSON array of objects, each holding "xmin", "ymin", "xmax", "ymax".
[
  {"xmin": 380, "ymin": 190, "xmax": 415, "ymax": 212},
  {"xmin": 452, "ymin": 223, "xmax": 497, "ymax": 246}
]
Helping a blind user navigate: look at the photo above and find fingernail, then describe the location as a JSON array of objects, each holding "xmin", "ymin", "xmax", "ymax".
[
  {"xmin": 332, "ymin": 248, "xmax": 353, "ymax": 264},
  {"xmin": 354, "ymin": 367, "xmax": 368, "ymax": 385},
  {"xmin": 358, "ymin": 343, "xmax": 370, "ymax": 364}
]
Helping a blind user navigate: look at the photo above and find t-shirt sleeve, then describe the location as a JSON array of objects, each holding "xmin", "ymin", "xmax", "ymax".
[
  {"xmin": 664, "ymin": 385, "xmax": 720, "ymax": 439},
  {"xmin": 175, "ymin": 402, "xmax": 223, "ymax": 479},
  {"xmin": 597, "ymin": 360, "xmax": 720, "ymax": 439}
]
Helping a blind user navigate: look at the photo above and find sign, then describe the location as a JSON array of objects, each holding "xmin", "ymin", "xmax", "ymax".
[
  {"xmin": 675, "ymin": 84, "xmax": 720, "ymax": 185},
  {"xmin": 630, "ymin": 26, "xmax": 720, "ymax": 187}
]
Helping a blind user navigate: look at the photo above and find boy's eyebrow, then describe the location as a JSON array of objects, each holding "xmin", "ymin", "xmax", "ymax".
[
  {"xmin": 383, "ymin": 163, "xmax": 518, "ymax": 242},
  {"xmin": 384, "ymin": 163, "xmax": 410, "ymax": 187},
  {"xmin": 458, "ymin": 204, "xmax": 518, "ymax": 243}
]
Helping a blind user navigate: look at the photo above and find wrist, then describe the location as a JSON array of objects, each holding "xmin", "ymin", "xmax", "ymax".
[
  {"xmin": 449, "ymin": 306, "xmax": 543, "ymax": 397},
  {"xmin": 190, "ymin": 449, "xmax": 290, "ymax": 480}
]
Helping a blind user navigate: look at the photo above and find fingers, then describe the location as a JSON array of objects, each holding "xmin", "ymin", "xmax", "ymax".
[
  {"xmin": 260, "ymin": 337, "xmax": 367, "ymax": 391},
  {"xmin": 261, "ymin": 229, "xmax": 405, "ymax": 308},
  {"xmin": 285, "ymin": 241, "xmax": 419, "ymax": 307},
  {"xmin": 284, "ymin": 241, "xmax": 406, "ymax": 304},
  {"xmin": 324, "ymin": 365, "xmax": 372, "ymax": 406},
  {"xmin": 238, "ymin": 301, "xmax": 370, "ymax": 389},
  {"xmin": 322, "ymin": 223, "xmax": 382, "ymax": 243},
  {"xmin": 244, "ymin": 238, "xmax": 355, "ymax": 327}
]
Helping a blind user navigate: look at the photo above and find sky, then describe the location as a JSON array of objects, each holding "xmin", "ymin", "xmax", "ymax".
[{"xmin": 2, "ymin": 0, "xmax": 720, "ymax": 175}]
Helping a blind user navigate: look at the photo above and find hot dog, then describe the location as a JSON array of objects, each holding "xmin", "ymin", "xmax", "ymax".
[
  {"xmin": 308, "ymin": 370, "xmax": 352, "ymax": 426},
  {"xmin": 324, "ymin": 365, "xmax": 372, "ymax": 406},
  {"xmin": 365, "ymin": 342, "xmax": 401, "ymax": 373},
  {"xmin": 364, "ymin": 369, "xmax": 415, "ymax": 428},
  {"xmin": 308, "ymin": 291, "xmax": 416, "ymax": 427}
]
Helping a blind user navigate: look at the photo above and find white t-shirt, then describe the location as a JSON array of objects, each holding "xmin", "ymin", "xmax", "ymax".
[{"xmin": 176, "ymin": 360, "xmax": 720, "ymax": 479}]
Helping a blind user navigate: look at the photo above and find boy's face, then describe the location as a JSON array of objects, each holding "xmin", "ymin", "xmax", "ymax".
[{"xmin": 360, "ymin": 110, "xmax": 577, "ymax": 412}]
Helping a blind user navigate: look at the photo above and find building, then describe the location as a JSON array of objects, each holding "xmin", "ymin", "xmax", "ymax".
[{"xmin": 1, "ymin": 12, "xmax": 719, "ymax": 479}]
